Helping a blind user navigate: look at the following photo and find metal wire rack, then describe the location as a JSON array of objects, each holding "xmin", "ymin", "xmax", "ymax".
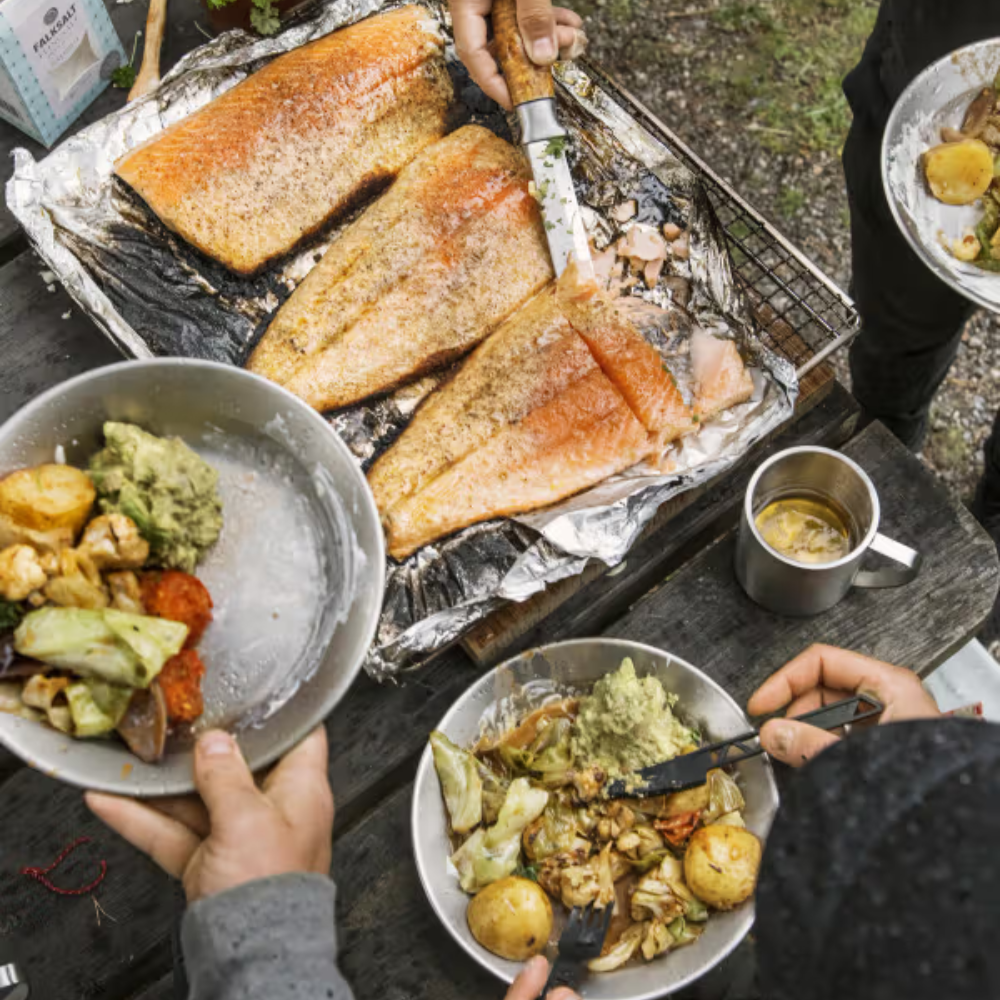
[{"xmin": 586, "ymin": 65, "xmax": 861, "ymax": 384}]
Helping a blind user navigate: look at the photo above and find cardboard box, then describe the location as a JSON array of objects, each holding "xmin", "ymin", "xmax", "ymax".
[{"xmin": 0, "ymin": 0, "xmax": 126, "ymax": 146}]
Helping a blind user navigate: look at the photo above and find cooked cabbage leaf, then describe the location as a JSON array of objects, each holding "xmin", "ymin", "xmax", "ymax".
[
  {"xmin": 702, "ymin": 769, "xmax": 745, "ymax": 825},
  {"xmin": 14, "ymin": 607, "xmax": 188, "ymax": 687},
  {"xmin": 430, "ymin": 731, "xmax": 483, "ymax": 834},
  {"xmin": 451, "ymin": 777, "xmax": 548, "ymax": 893},
  {"xmin": 478, "ymin": 762, "xmax": 510, "ymax": 826},
  {"xmin": 66, "ymin": 679, "xmax": 134, "ymax": 737},
  {"xmin": 523, "ymin": 792, "xmax": 589, "ymax": 862}
]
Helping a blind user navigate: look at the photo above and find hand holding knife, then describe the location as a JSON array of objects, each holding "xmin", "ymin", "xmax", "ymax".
[{"xmin": 491, "ymin": 0, "xmax": 595, "ymax": 279}]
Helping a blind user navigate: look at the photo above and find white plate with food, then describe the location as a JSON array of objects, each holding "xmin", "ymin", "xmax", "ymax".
[
  {"xmin": 883, "ymin": 38, "xmax": 1000, "ymax": 311},
  {"xmin": 0, "ymin": 359, "xmax": 385, "ymax": 795},
  {"xmin": 411, "ymin": 638, "xmax": 778, "ymax": 999}
]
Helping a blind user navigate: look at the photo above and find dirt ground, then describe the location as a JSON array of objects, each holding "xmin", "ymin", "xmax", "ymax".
[
  {"xmin": 577, "ymin": 0, "xmax": 1000, "ymax": 507},
  {"xmin": 576, "ymin": 0, "xmax": 1000, "ymax": 652}
]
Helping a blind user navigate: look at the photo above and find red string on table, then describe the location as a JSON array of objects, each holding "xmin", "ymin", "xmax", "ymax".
[{"xmin": 20, "ymin": 836, "xmax": 108, "ymax": 896}]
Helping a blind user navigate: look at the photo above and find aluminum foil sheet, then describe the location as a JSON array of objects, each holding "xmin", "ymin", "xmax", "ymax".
[{"xmin": 6, "ymin": 0, "xmax": 797, "ymax": 681}]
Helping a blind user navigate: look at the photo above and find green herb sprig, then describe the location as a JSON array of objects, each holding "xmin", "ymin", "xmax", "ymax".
[{"xmin": 111, "ymin": 32, "xmax": 140, "ymax": 90}]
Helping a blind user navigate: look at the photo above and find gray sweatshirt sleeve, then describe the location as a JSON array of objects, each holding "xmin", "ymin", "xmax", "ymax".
[{"xmin": 181, "ymin": 873, "xmax": 354, "ymax": 1000}]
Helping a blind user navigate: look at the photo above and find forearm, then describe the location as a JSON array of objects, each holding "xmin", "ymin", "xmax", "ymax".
[{"xmin": 181, "ymin": 873, "xmax": 353, "ymax": 1000}]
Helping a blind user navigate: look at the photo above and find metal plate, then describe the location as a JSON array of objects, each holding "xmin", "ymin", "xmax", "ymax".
[
  {"xmin": 883, "ymin": 38, "xmax": 1000, "ymax": 313},
  {"xmin": 0, "ymin": 359, "xmax": 385, "ymax": 796},
  {"xmin": 411, "ymin": 637, "xmax": 779, "ymax": 998}
]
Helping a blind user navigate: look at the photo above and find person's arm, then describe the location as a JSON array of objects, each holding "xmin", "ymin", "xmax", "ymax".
[
  {"xmin": 182, "ymin": 873, "xmax": 350, "ymax": 1000},
  {"xmin": 450, "ymin": 0, "xmax": 586, "ymax": 109},
  {"xmin": 747, "ymin": 643, "xmax": 941, "ymax": 765},
  {"xmin": 87, "ymin": 728, "xmax": 350, "ymax": 1000}
]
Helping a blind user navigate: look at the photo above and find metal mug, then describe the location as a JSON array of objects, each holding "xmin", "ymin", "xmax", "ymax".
[{"xmin": 735, "ymin": 446, "xmax": 922, "ymax": 616}]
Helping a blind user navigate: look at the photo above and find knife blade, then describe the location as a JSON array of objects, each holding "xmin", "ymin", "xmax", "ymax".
[{"xmin": 492, "ymin": 0, "xmax": 594, "ymax": 279}]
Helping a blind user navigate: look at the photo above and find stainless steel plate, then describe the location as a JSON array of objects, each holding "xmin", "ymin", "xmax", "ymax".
[
  {"xmin": 0, "ymin": 359, "xmax": 385, "ymax": 796},
  {"xmin": 883, "ymin": 38, "xmax": 1000, "ymax": 313},
  {"xmin": 411, "ymin": 638, "xmax": 779, "ymax": 999}
]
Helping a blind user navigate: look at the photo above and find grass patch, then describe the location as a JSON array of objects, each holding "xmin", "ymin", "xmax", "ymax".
[
  {"xmin": 778, "ymin": 185, "xmax": 807, "ymax": 217},
  {"xmin": 709, "ymin": 0, "xmax": 879, "ymax": 154}
]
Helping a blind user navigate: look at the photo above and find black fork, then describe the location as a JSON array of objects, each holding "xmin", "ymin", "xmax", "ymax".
[{"xmin": 540, "ymin": 903, "xmax": 614, "ymax": 997}]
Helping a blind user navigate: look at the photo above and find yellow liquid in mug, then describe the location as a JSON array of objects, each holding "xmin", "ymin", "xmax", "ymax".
[{"xmin": 755, "ymin": 495, "xmax": 853, "ymax": 565}]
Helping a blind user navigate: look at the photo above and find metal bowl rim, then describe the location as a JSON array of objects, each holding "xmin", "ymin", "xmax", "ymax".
[
  {"xmin": 0, "ymin": 357, "xmax": 386, "ymax": 794},
  {"xmin": 881, "ymin": 37, "xmax": 1000, "ymax": 313},
  {"xmin": 411, "ymin": 636, "xmax": 778, "ymax": 998}
]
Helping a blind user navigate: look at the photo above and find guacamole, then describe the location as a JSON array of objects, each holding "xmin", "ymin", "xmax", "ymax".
[
  {"xmin": 572, "ymin": 658, "xmax": 697, "ymax": 777},
  {"xmin": 89, "ymin": 422, "xmax": 222, "ymax": 572}
]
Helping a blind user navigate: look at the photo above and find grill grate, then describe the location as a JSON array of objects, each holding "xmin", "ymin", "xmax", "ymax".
[{"xmin": 585, "ymin": 62, "xmax": 861, "ymax": 381}]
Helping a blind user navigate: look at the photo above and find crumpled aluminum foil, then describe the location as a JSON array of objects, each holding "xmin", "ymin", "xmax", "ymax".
[{"xmin": 6, "ymin": 0, "xmax": 797, "ymax": 681}]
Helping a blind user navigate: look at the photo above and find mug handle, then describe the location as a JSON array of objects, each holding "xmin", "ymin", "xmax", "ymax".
[{"xmin": 854, "ymin": 532, "xmax": 923, "ymax": 588}]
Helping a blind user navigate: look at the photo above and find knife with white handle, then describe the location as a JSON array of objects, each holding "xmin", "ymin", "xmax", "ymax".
[{"xmin": 492, "ymin": 0, "xmax": 594, "ymax": 279}]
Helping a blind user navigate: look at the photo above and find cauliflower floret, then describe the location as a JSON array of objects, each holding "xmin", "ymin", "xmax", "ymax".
[
  {"xmin": 537, "ymin": 848, "xmax": 590, "ymax": 899},
  {"xmin": 44, "ymin": 549, "xmax": 108, "ymax": 609},
  {"xmin": 0, "ymin": 544, "xmax": 47, "ymax": 601},
  {"xmin": 571, "ymin": 765, "xmax": 607, "ymax": 803},
  {"xmin": 560, "ymin": 864, "xmax": 601, "ymax": 908},
  {"xmin": 617, "ymin": 824, "xmax": 664, "ymax": 861},
  {"xmin": 596, "ymin": 802, "xmax": 635, "ymax": 842},
  {"xmin": 77, "ymin": 514, "xmax": 149, "ymax": 571},
  {"xmin": 107, "ymin": 570, "xmax": 144, "ymax": 614}
]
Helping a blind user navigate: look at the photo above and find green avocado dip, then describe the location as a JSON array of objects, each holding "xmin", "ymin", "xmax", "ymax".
[
  {"xmin": 89, "ymin": 422, "xmax": 223, "ymax": 572},
  {"xmin": 572, "ymin": 658, "xmax": 697, "ymax": 778}
]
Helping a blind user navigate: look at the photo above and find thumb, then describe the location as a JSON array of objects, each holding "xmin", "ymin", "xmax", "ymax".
[
  {"xmin": 760, "ymin": 718, "xmax": 840, "ymax": 768},
  {"xmin": 505, "ymin": 956, "xmax": 550, "ymax": 1000},
  {"xmin": 517, "ymin": 0, "xmax": 558, "ymax": 65},
  {"xmin": 194, "ymin": 730, "xmax": 261, "ymax": 820}
]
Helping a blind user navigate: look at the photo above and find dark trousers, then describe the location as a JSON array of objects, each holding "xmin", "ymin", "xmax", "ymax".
[{"xmin": 842, "ymin": 1, "xmax": 1000, "ymax": 522}]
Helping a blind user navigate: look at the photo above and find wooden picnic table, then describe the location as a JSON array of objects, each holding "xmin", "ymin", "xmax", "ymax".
[{"xmin": 1, "ymin": 5, "xmax": 999, "ymax": 999}]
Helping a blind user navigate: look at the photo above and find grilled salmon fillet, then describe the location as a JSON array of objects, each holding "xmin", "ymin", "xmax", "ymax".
[
  {"xmin": 368, "ymin": 286, "xmax": 594, "ymax": 517},
  {"xmin": 691, "ymin": 332, "xmax": 755, "ymax": 418},
  {"xmin": 554, "ymin": 272, "xmax": 695, "ymax": 448},
  {"xmin": 371, "ymin": 280, "xmax": 657, "ymax": 558},
  {"xmin": 369, "ymin": 248, "xmax": 754, "ymax": 558},
  {"xmin": 115, "ymin": 7, "xmax": 453, "ymax": 275},
  {"xmin": 384, "ymin": 368, "xmax": 650, "ymax": 558},
  {"xmin": 248, "ymin": 125, "xmax": 554, "ymax": 410}
]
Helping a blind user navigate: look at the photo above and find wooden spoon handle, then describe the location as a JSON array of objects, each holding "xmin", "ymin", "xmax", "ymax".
[
  {"xmin": 492, "ymin": 0, "xmax": 553, "ymax": 106},
  {"xmin": 129, "ymin": 0, "xmax": 169, "ymax": 102}
]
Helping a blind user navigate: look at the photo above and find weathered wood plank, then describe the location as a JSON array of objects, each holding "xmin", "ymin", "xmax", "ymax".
[
  {"xmin": 463, "ymin": 382, "xmax": 859, "ymax": 667},
  {"xmin": 605, "ymin": 421, "xmax": 1000, "ymax": 706},
  {"xmin": 0, "ymin": 252, "xmax": 122, "ymax": 421},
  {"xmin": 0, "ymin": 771, "xmax": 183, "ymax": 1000},
  {"xmin": 0, "ymin": 0, "xmax": 209, "ymax": 248}
]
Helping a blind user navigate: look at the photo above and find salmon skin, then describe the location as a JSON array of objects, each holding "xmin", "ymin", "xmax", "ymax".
[
  {"xmin": 115, "ymin": 7, "xmax": 453, "ymax": 276},
  {"xmin": 248, "ymin": 125, "xmax": 554, "ymax": 411},
  {"xmin": 371, "ymin": 269, "xmax": 756, "ymax": 559}
]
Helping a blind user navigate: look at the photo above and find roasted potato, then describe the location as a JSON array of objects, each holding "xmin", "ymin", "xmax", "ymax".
[
  {"xmin": 923, "ymin": 139, "xmax": 994, "ymax": 206},
  {"xmin": 0, "ymin": 465, "xmax": 95, "ymax": 537},
  {"xmin": 467, "ymin": 876, "xmax": 553, "ymax": 961},
  {"xmin": 683, "ymin": 825, "xmax": 761, "ymax": 911}
]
